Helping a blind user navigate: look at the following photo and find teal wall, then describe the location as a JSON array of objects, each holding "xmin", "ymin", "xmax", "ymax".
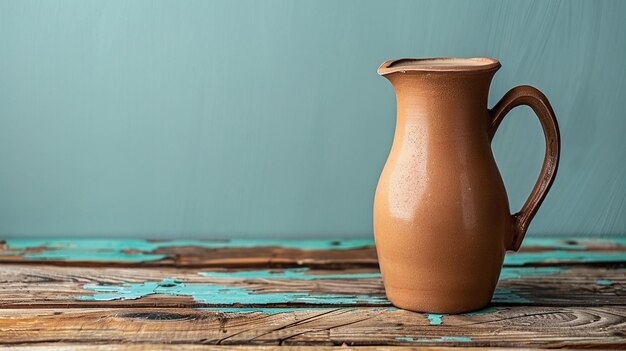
[{"xmin": 1, "ymin": 0, "xmax": 625, "ymax": 239}]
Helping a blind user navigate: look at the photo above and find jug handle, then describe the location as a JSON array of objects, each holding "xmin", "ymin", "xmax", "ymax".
[{"xmin": 489, "ymin": 85, "xmax": 560, "ymax": 251}]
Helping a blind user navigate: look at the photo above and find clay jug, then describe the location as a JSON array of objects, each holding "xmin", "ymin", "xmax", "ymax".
[{"xmin": 373, "ymin": 58, "xmax": 560, "ymax": 313}]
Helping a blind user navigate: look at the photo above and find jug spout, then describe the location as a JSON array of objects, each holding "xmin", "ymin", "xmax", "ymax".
[{"xmin": 378, "ymin": 58, "xmax": 500, "ymax": 103}]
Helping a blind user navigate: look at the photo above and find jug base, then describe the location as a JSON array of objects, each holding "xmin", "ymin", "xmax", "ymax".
[{"xmin": 385, "ymin": 286, "xmax": 493, "ymax": 314}]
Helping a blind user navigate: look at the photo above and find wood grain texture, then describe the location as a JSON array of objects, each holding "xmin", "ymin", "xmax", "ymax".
[
  {"xmin": 0, "ymin": 265, "xmax": 624, "ymax": 308},
  {"xmin": 0, "ymin": 307, "xmax": 625, "ymax": 348}
]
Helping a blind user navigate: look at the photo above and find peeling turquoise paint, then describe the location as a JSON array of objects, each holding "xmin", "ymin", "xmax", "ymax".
[
  {"xmin": 426, "ymin": 314, "xmax": 444, "ymax": 325},
  {"xmin": 78, "ymin": 278, "xmax": 388, "ymax": 305},
  {"xmin": 595, "ymin": 279, "xmax": 614, "ymax": 286},
  {"xmin": 74, "ymin": 266, "xmax": 566, "ymax": 306},
  {"xmin": 200, "ymin": 268, "xmax": 380, "ymax": 280},
  {"xmin": 396, "ymin": 336, "xmax": 472, "ymax": 342},
  {"xmin": 504, "ymin": 250, "xmax": 626, "ymax": 266},
  {"xmin": 3, "ymin": 239, "xmax": 374, "ymax": 262}
]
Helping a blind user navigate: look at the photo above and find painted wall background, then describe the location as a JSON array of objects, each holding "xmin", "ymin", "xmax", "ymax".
[{"xmin": 0, "ymin": 0, "xmax": 624, "ymax": 239}]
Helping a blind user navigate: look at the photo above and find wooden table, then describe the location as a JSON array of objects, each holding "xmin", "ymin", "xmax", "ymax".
[{"xmin": 0, "ymin": 237, "xmax": 625, "ymax": 350}]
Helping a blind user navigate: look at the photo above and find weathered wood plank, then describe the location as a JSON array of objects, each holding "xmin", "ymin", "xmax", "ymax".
[
  {"xmin": 0, "ymin": 239, "xmax": 376, "ymax": 267},
  {"xmin": 1, "ymin": 238, "xmax": 625, "ymax": 267},
  {"xmin": 0, "ymin": 346, "xmax": 620, "ymax": 351},
  {"xmin": 0, "ymin": 307, "xmax": 624, "ymax": 348},
  {"xmin": 1, "ymin": 265, "xmax": 623, "ymax": 308}
]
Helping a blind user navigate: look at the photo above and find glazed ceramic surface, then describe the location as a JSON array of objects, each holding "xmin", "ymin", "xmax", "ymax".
[{"xmin": 373, "ymin": 58, "xmax": 560, "ymax": 313}]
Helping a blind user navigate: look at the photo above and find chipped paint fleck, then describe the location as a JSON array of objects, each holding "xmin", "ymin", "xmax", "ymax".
[
  {"xmin": 78, "ymin": 278, "xmax": 388, "ymax": 305},
  {"xmin": 595, "ymin": 279, "xmax": 614, "ymax": 286},
  {"xmin": 200, "ymin": 268, "xmax": 380, "ymax": 280},
  {"xmin": 426, "ymin": 313, "xmax": 444, "ymax": 325},
  {"xmin": 396, "ymin": 336, "xmax": 472, "ymax": 342}
]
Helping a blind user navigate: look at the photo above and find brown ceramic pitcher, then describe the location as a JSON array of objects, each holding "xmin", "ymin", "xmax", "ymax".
[{"xmin": 373, "ymin": 58, "xmax": 560, "ymax": 313}]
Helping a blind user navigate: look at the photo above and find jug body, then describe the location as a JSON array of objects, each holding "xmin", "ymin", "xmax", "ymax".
[{"xmin": 373, "ymin": 58, "xmax": 560, "ymax": 313}]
